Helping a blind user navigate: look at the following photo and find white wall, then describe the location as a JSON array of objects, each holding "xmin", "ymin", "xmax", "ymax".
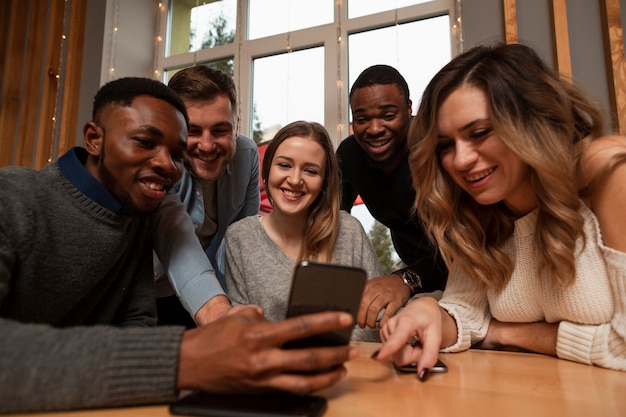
[{"xmin": 75, "ymin": 0, "xmax": 158, "ymax": 145}]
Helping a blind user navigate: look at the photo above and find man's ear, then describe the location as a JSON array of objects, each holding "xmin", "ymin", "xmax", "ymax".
[{"xmin": 83, "ymin": 121, "xmax": 103, "ymax": 157}]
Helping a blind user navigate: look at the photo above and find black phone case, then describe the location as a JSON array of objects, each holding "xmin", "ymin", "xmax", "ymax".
[
  {"xmin": 282, "ymin": 261, "xmax": 367, "ymax": 349},
  {"xmin": 170, "ymin": 391, "xmax": 328, "ymax": 417}
]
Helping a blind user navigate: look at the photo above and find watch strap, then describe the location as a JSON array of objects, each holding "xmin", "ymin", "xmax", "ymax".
[{"xmin": 392, "ymin": 268, "xmax": 422, "ymax": 296}]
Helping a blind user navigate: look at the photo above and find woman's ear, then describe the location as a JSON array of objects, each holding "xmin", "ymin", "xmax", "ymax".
[{"xmin": 83, "ymin": 121, "xmax": 103, "ymax": 156}]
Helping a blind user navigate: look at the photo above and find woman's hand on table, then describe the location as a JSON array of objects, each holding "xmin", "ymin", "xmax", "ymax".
[{"xmin": 373, "ymin": 297, "xmax": 444, "ymax": 381}]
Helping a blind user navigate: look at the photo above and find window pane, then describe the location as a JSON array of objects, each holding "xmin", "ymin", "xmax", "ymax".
[
  {"xmin": 348, "ymin": 0, "xmax": 432, "ymax": 19},
  {"xmin": 167, "ymin": 0, "xmax": 236, "ymax": 56},
  {"xmin": 252, "ymin": 47, "xmax": 324, "ymax": 142},
  {"xmin": 348, "ymin": 16, "xmax": 451, "ymax": 115},
  {"xmin": 248, "ymin": 0, "xmax": 333, "ymax": 40}
]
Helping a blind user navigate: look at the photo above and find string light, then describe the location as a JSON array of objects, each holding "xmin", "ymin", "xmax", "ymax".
[
  {"xmin": 236, "ymin": 0, "xmax": 244, "ymax": 127},
  {"xmin": 108, "ymin": 0, "xmax": 120, "ymax": 80},
  {"xmin": 48, "ymin": 0, "xmax": 70, "ymax": 163},
  {"xmin": 153, "ymin": 1, "xmax": 165, "ymax": 79},
  {"xmin": 454, "ymin": 0, "xmax": 464, "ymax": 54},
  {"xmin": 336, "ymin": 0, "xmax": 344, "ymax": 142}
]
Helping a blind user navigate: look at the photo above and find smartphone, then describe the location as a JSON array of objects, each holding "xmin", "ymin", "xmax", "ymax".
[
  {"xmin": 282, "ymin": 261, "xmax": 367, "ymax": 349},
  {"xmin": 170, "ymin": 391, "xmax": 327, "ymax": 417},
  {"xmin": 394, "ymin": 358, "xmax": 448, "ymax": 373}
]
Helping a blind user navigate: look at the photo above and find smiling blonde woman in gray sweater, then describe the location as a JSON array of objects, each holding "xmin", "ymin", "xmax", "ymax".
[{"xmin": 224, "ymin": 121, "xmax": 382, "ymax": 341}]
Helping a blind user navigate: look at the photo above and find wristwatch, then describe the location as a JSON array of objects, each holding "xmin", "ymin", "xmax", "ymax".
[{"xmin": 392, "ymin": 268, "xmax": 422, "ymax": 296}]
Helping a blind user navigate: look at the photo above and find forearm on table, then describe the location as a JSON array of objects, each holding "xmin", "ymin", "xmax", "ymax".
[{"xmin": 489, "ymin": 321, "xmax": 558, "ymax": 356}]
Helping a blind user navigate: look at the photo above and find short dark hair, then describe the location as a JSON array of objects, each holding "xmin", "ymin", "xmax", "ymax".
[
  {"xmin": 92, "ymin": 77, "xmax": 189, "ymax": 125},
  {"xmin": 168, "ymin": 66, "xmax": 237, "ymax": 109},
  {"xmin": 349, "ymin": 64, "xmax": 410, "ymax": 102}
]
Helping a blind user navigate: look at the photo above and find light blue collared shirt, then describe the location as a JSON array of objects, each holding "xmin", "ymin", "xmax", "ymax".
[{"xmin": 152, "ymin": 134, "xmax": 260, "ymax": 316}]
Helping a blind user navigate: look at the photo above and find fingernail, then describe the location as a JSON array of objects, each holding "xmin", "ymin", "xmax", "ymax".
[
  {"xmin": 339, "ymin": 312, "xmax": 353, "ymax": 325},
  {"xmin": 418, "ymin": 368, "xmax": 431, "ymax": 382},
  {"xmin": 349, "ymin": 347, "xmax": 359, "ymax": 359},
  {"xmin": 370, "ymin": 349, "xmax": 380, "ymax": 359}
]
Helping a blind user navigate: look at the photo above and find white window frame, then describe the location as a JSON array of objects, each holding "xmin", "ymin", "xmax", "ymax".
[{"xmin": 157, "ymin": 0, "xmax": 461, "ymax": 145}]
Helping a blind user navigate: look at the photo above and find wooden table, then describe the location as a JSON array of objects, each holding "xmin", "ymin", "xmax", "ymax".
[{"xmin": 9, "ymin": 342, "xmax": 626, "ymax": 417}]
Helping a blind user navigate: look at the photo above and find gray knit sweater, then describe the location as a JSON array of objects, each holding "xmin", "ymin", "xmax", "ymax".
[
  {"xmin": 224, "ymin": 211, "xmax": 382, "ymax": 341},
  {"xmin": 0, "ymin": 163, "xmax": 184, "ymax": 413}
]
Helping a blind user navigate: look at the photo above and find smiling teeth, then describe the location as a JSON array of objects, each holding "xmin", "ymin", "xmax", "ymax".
[
  {"xmin": 466, "ymin": 168, "xmax": 495, "ymax": 182},
  {"xmin": 283, "ymin": 190, "xmax": 303, "ymax": 198},
  {"xmin": 369, "ymin": 139, "xmax": 390, "ymax": 147},
  {"xmin": 145, "ymin": 181, "xmax": 164, "ymax": 191},
  {"xmin": 198, "ymin": 154, "xmax": 218, "ymax": 162}
]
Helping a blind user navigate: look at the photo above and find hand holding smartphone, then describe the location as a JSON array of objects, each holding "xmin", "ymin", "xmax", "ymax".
[
  {"xmin": 170, "ymin": 262, "xmax": 364, "ymax": 416},
  {"xmin": 283, "ymin": 261, "xmax": 367, "ymax": 349}
]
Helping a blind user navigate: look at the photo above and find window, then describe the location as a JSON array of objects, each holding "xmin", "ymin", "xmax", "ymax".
[
  {"xmin": 167, "ymin": 0, "xmax": 236, "ymax": 56},
  {"xmin": 252, "ymin": 47, "xmax": 325, "ymax": 142},
  {"xmin": 159, "ymin": 0, "xmax": 460, "ymax": 144},
  {"xmin": 348, "ymin": 0, "xmax": 435, "ymax": 18},
  {"xmin": 248, "ymin": 0, "xmax": 333, "ymax": 40},
  {"xmin": 348, "ymin": 15, "xmax": 452, "ymax": 116}
]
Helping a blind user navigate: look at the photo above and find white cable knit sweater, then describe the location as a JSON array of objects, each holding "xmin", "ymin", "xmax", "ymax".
[{"xmin": 439, "ymin": 202, "xmax": 626, "ymax": 371}]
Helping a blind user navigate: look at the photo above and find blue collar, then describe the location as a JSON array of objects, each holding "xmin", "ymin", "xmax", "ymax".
[{"xmin": 58, "ymin": 147, "xmax": 123, "ymax": 213}]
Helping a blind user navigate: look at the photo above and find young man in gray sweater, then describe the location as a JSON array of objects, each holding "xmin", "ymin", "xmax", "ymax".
[{"xmin": 0, "ymin": 77, "xmax": 356, "ymax": 413}]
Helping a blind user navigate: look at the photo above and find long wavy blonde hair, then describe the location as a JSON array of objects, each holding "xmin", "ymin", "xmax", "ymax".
[
  {"xmin": 409, "ymin": 43, "xmax": 605, "ymax": 292},
  {"xmin": 262, "ymin": 121, "xmax": 341, "ymax": 263}
]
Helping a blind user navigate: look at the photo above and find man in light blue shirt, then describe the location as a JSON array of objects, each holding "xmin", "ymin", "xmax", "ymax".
[{"xmin": 154, "ymin": 66, "xmax": 260, "ymax": 327}]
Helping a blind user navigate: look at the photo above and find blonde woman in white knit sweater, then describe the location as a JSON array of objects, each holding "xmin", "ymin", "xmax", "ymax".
[{"xmin": 373, "ymin": 43, "xmax": 626, "ymax": 380}]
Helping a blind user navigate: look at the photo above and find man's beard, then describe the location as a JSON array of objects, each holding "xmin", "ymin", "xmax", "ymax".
[
  {"xmin": 187, "ymin": 156, "xmax": 228, "ymax": 181},
  {"xmin": 187, "ymin": 137, "xmax": 237, "ymax": 181}
]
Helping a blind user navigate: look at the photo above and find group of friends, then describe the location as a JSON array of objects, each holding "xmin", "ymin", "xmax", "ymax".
[{"xmin": 1, "ymin": 42, "xmax": 624, "ymax": 413}]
